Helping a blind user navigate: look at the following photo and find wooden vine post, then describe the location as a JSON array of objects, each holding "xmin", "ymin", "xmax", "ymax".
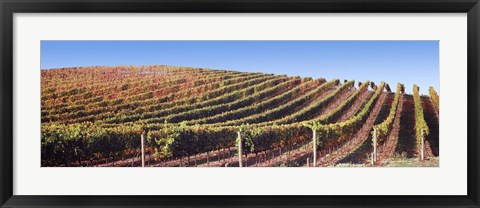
[
  {"xmin": 312, "ymin": 129, "xmax": 317, "ymax": 167},
  {"xmin": 207, "ymin": 152, "xmax": 210, "ymax": 166},
  {"xmin": 304, "ymin": 121, "xmax": 321, "ymax": 167},
  {"xmin": 238, "ymin": 131, "xmax": 243, "ymax": 167},
  {"xmin": 421, "ymin": 129, "xmax": 424, "ymax": 161},
  {"xmin": 141, "ymin": 131, "xmax": 146, "ymax": 167},
  {"xmin": 373, "ymin": 128, "xmax": 377, "ymax": 163}
]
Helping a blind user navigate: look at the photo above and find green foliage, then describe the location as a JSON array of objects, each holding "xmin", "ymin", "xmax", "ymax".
[
  {"xmin": 41, "ymin": 122, "xmax": 143, "ymax": 166},
  {"xmin": 250, "ymin": 123, "xmax": 308, "ymax": 152},
  {"xmin": 148, "ymin": 122, "xmax": 238, "ymax": 158},
  {"xmin": 237, "ymin": 124, "xmax": 260, "ymax": 154},
  {"xmin": 303, "ymin": 121, "xmax": 322, "ymax": 144},
  {"xmin": 303, "ymin": 120, "xmax": 322, "ymax": 131},
  {"xmin": 149, "ymin": 121, "xmax": 186, "ymax": 158}
]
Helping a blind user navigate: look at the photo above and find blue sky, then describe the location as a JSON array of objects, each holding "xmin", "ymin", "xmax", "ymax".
[{"xmin": 41, "ymin": 41, "xmax": 439, "ymax": 94}]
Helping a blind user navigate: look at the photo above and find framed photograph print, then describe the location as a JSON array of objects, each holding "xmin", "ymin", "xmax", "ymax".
[{"xmin": 1, "ymin": 0, "xmax": 479, "ymax": 207}]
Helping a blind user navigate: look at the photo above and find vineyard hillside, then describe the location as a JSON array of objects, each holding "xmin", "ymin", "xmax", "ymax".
[{"xmin": 41, "ymin": 65, "xmax": 439, "ymax": 167}]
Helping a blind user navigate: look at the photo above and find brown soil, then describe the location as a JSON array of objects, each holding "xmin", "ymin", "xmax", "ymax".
[
  {"xmin": 421, "ymin": 96, "xmax": 440, "ymax": 157},
  {"xmin": 375, "ymin": 94, "xmax": 404, "ymax": 164},
  {"xmin": 395, "ymin": 95, "xmax": 417, "ymax": 158}
]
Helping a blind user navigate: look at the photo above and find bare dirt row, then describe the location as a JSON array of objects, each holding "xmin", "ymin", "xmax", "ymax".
[{"xmin": 316, "ymin": 91, "xmax": 387, "ymax": 166}]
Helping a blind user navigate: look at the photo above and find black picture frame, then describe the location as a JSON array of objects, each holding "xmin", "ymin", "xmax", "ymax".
[{"xmin": 1, "ymin": 0, "xmax": 479, "ymax": 207}]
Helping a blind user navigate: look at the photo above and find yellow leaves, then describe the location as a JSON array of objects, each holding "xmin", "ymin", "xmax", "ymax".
[{"xmin": 413, "ymin": 85, "xmax": 430, "ymax": 145}]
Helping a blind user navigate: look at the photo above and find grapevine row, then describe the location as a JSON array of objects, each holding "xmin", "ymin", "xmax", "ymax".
[
  {"xmin": 42, "ymin": 70, "xmax": 244, "ymax": 116},
  {"xmin": 429, "ymin": 86, "xmax": 439, "ymax": 111},
  {"xmin": 371, "ymin": 83, "xmax": 404, "ymax": 144},
  {"xmin": 259, "ymin": 80, "xmax": 356, "ymax": 125},
  {"xmin": 42, "ymin": 71, "xmax": 248, "ymax": 122},
  {"xmin": 210, "ymin": 79, "xmax": 340, "ymax": 126},
  {"xmin": 185, "ymin": 78, "xmax": 322, "ymax": 125},
  {"xmin": 45, "ymin": 72, "xmax": 267, "ymax": 123},
  {"xmin": 413, "ymin": 85, "xmax": 430, "ymax": 151},
  {"xmin": 316, "ymin": 81, "xmax": 370, "ymax": 124},
  {"xmin": 137, "ymin": 76, "xmax": 298, "ymax": 125}
]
